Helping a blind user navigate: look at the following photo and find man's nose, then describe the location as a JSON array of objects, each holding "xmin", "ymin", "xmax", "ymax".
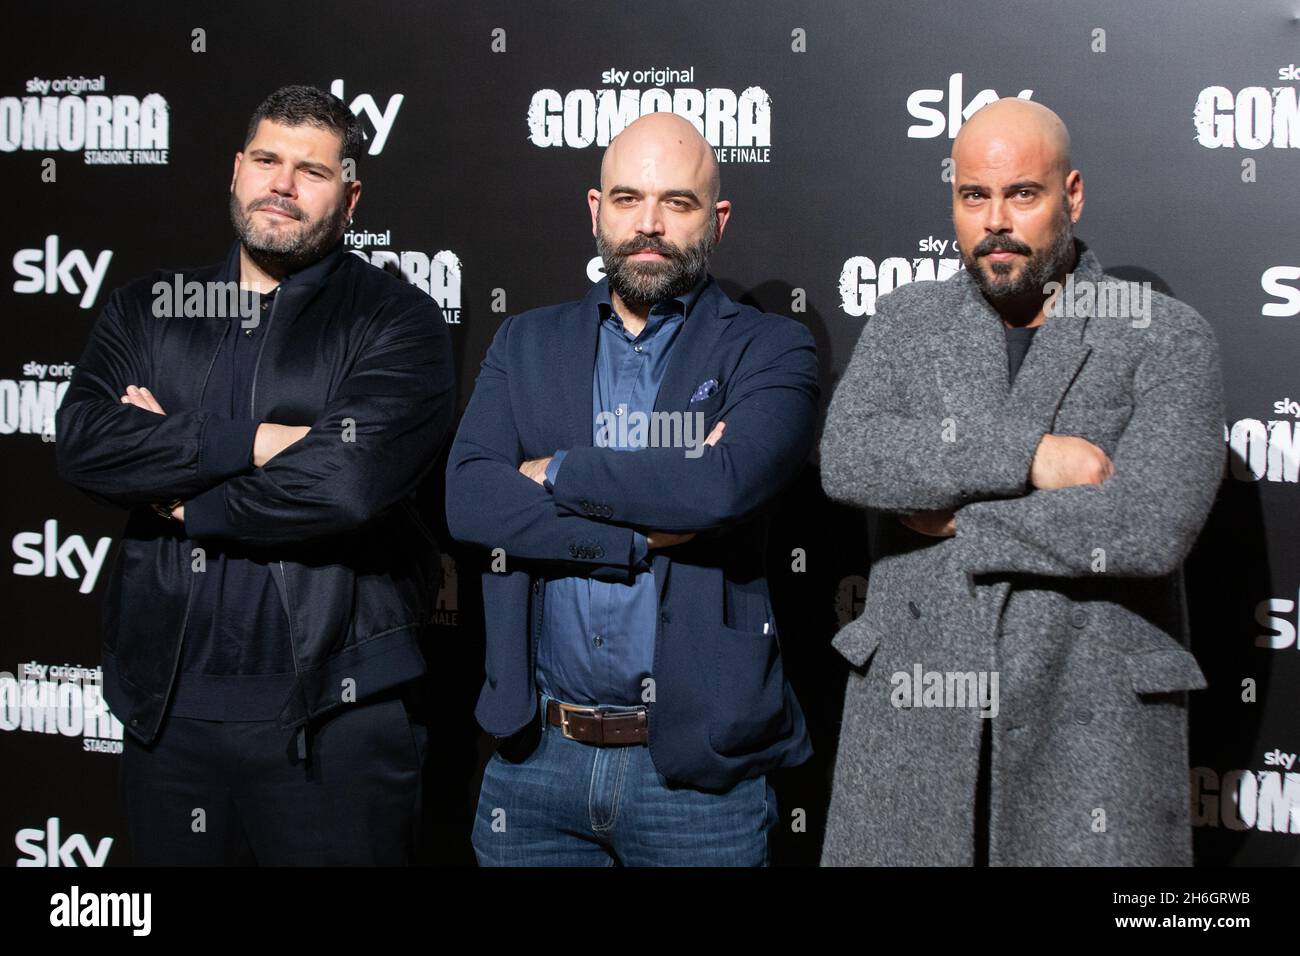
[
  {"xmin": 269, "ymin": 165, "xmax": 297, "ymax": 197},
  {"xmin": 635, "ymin": 202, "xmax": 664, "ymax": 235},
  {"xmin": 983, "ymin": 195, "xmax": 1010, "ymax": 234}
]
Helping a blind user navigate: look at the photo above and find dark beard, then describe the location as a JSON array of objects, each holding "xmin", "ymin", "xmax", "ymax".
[
  {"xmin": 963, "ymin": 198, "xmax": 1076, "ymax": 305},
  {"xmin": 596, "ymin": 211, "xmax": 716, "ymax": 309},
  {"xmin": 230, "ymin": 192, "xmax": 349, "ymax": 276}
]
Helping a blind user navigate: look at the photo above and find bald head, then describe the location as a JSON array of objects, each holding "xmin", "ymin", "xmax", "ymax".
[
  {"xmin": 587, "ymin": 112, "xmax": 732, "ymax": 318},
  {"xmin": 949, "ymin": 99, "xmax": 1084, "ymax": 314},
  {"xmin": 953, "ymin": 98, "xmax": 1072, "ymax": 181},
  {"xmin": 600, "ymin": 112, "xmax": 721, "ymax": 206}
]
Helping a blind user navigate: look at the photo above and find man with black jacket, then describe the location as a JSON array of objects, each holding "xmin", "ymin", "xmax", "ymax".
[{"xmin": 55, "ymin": 85, "xmax": 456, "ymax": 865}]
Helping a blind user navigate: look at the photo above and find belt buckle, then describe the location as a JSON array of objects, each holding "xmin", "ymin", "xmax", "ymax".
[{"xmin": 557, "ymin": 701, "xmax": 598, "ymax": 741}]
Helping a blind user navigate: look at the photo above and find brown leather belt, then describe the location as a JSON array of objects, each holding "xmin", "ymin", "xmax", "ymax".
[{"xmin": 545, "ymin": 698, "xmax": 648, "ymax": 745}]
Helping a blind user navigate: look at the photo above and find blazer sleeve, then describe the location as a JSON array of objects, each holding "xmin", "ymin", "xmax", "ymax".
[
  {"xmin": 444, "ymin": 315, "xmax": 644, "ymax": 576},
  {"xmin": 547, "ymin": 319, "xmax": 819, "ymax": 532},
  {"xmin": 183, "ymin": 298, "xmax": 457, "ymax": 546},
  {"xmin": 951, "ymin": 328, "xmax": 1225, "ymax": 578},
  {"xmin": 819, "ymin": 294, "xmax": 1046, "ymax": 514},
  {"xmin": 55, "ymin": 286, "xmax": 258, "ymax": 511}
]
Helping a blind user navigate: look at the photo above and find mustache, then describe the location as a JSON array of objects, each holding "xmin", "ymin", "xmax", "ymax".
[
  {"xmin": 973, "ymin": 234, "xmax": 1032, "ymax": 257},
  {"xmin": 248, "ymin": 197, "xmax": 304, "ymax": 220},
  {"xmin": 614, "ymin": 234, "xmax": 686, "ymax": 261}
]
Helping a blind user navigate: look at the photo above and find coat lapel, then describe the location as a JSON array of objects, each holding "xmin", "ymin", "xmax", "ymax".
[{"xmin": 939, "ymin": 242, "xmax": 1097, "ymax": 434}]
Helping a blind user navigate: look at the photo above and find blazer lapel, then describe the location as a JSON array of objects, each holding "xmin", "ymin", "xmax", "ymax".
[
  {"xmin": 653, "ymin": 277, "xmax": 736, "ymax": 414},
  {"xmin": 551, "ymin": 281, "xmax": 604, "ymax": 449}
]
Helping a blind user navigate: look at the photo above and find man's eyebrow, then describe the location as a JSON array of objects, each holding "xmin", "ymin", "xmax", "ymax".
[
  {"xmin": 660, "ymin": 188, "xmax": 701, "ymax": 204},
  {"xmin": 607, "ymin": 185, "xmax": 701, "ymax": 203},
  {"xmin": 955, "ymin": 180, "xmax": 1045, "ymax": 193},
  {"xmin": 246, "ymin": 148, "xmax": 334, "ymax": 176}
]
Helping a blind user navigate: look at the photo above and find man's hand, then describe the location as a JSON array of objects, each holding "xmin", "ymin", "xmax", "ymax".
[
  {"xmin": 122, "ymin": 386, "xmax": 186, "ymax": 522},
  {"xmin": 519, "ymin": 456, "xmax": 553, "ymax": 486},
  {"xmin": 899, "ymin": 509, "xmax": 956, "ymax": 537},
  {"xmin": 1030, "ymin": 434, "xmax": 1114, "ymax": 490},
  {"xmin": 254, "ymin": 423, "xmax": 311, "ymax": 467},
  {"xmin": 121, "ymin": 384, "xmax": 165, "ymax": 414}
]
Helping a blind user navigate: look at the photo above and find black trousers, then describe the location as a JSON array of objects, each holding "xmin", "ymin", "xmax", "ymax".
[{"xmin": 120, "ymin": 686, "xmax": 428, "ymax": 865}]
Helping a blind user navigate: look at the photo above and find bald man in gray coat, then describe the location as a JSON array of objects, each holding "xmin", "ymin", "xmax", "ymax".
[{"xmin": 819, "ymin": 99, "xmax": 1225, "ymax": 866}]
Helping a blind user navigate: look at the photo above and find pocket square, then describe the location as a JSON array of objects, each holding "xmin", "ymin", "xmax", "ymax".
[{"xmin": 689, "ymin": 378, "xmax": 720, "ymax": 403}]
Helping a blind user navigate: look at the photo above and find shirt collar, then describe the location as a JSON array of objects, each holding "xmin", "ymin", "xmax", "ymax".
[{"xmin": 596, "ymin": 271, "xmax": 709, "ymax": 331}]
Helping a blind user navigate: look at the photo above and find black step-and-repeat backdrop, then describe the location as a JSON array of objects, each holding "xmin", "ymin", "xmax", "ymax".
[{"xmin": 3, "ymin": 0, "xmax": 1297, "ymax": 867}]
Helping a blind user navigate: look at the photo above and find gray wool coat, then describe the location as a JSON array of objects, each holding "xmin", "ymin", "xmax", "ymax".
[{"xmin": 818, "ymin": 242, "xmax": 1225, "ymax": 866}]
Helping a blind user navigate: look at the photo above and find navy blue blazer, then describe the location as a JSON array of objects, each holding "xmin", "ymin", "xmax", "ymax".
[{"xmin": 446, "ymin": 276, "xmax": 818, "ymax": 790}]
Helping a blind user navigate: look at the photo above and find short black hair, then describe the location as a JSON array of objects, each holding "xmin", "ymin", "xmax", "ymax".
[{"xmin": 243, "ymin": 85, "xmax": 364, "ymax": 166}]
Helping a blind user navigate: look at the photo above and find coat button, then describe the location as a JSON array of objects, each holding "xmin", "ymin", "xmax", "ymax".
[
  {"xmin": 660, "ymin": 611, "xmax": 671, "ymax": 624},
  {"xmin": 1074, "ymin": 709, "xmax": 1093, "ymax": 725},
  {"xmin": 1070, "ymin": 608, "xmax": 1088, "ymax": 628},
  {"xmin": 908, "ymin": 601, "xmax": 921, "ymax": 619}
]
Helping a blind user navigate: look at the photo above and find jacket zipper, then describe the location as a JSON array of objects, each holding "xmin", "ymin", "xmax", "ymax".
[
  {"xmin": 249, "ymin": 292, "xmax": 303, "ymax": 684},
  {"xmin": 159, "ymin": 313, "xmax": 228, "ymax": 722}
]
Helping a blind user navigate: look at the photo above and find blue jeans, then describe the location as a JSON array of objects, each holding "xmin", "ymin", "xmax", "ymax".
[{"xmin": 472, "ymin": 695, "xmax": 776, "ymax": 866}]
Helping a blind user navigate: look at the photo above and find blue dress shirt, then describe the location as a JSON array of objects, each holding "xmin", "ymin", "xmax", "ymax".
[{"xmin": 535, "ymin": 275, "xmax": 705, "ymax": 706}]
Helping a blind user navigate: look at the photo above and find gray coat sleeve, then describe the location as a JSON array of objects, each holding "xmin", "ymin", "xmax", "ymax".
[
  {"xmin": 820, "ymin": 296, "xmax": 1045, "ymax": 514},
  {"xmin": 952, "ymin": 328, "xmax": 1225, "ymax": 578}
]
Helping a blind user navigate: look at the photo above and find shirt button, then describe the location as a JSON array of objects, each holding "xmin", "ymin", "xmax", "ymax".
[
  {"xmin": 615, "ymin": 407, "xmax": 624, "ymax": 416},
  {"xmin": 908, "ymin": 601, "xmax": 922, "ymax": 619},
  {"xmin": 633, "ymin": 345, "xmax": 643, "ymax": 353},
  {"xmin": 593, "ymin": 635, "xmax": 604, "ymax": 647},
  {"xmin": 1070, "ymin": 608, "xmax": 1089, "ymax": 628}
]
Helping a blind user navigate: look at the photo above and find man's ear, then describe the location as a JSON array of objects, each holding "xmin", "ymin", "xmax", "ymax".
[
  {"xmin": 344, "ymin": 180, "xmax": 363, "ymax": 219},
  {"xmin": 713, "ymin": 200, "xmax": 733, "ymax": 243},
  {"xmin": 230, "ymin": 152, "xmax": 242, "ymax": 193},
  {"xmin": 587, "ymin": 188, "xmax": 602, "ymax": 237},
  {"xmin": 1066, "ymin": 169, "xmax": 1085, "ymax": 223}
]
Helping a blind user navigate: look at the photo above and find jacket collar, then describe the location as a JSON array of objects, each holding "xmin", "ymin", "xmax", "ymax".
[
  {"xmin": 554, "ymin": 274, "xmax": 739, "ymax": 448},
  {"xmin": 218, "ymin": 239, "xmax": 347, "ymax": 288},
  {"xmin": 939, "ymin": 238, "xmax": 1098, "ymax": 433}
]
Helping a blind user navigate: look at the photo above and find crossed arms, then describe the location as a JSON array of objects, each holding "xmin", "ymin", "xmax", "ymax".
[
  {"xmin": 820, "ymin": 298, "xmax": 1226, "ymax": 577},
  {"xmin": 444, "ymin": 313, "xmax": 819, "ymax": 576},
  {"xmin": 56, "ymin": 287, "xmax": 456, "ymax": 546}
]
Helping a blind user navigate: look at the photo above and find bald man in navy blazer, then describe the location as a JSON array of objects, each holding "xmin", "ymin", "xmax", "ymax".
[{"xmin": 446, "ymin": 113, "xmax": 818, "ymax": 866}]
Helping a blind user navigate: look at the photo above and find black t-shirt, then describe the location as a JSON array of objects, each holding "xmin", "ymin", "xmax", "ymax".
[{"xmin": 1005, "ymin": 324, "xmax": 1040, "ymax": 383}]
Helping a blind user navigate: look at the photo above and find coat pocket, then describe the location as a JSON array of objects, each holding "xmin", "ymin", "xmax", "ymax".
[
  {"xmin": 708, "ymin": 623, "xmax": 789, "ymax": 756},
  {"xmin": 831, "ymin": 614, "xmax": 884, "ymax": 668},
  {"xmin": 1125, "ymin": 645, "xmax": 1207, "ymax": 695}
]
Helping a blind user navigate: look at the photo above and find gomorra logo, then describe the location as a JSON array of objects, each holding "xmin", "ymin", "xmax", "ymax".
[{"xmin": 527, "ymin": 85, "xmax": 770, "ymax": 152}]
